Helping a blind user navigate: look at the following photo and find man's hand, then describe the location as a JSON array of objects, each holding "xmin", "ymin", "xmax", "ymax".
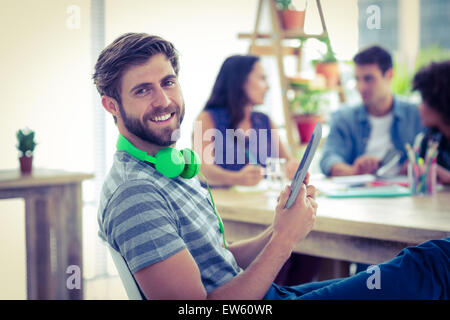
[
  {"xmin": 236, "ymin": 164, "xmax": 264, "ymax": 186},
  {"xmin": 352, "ymin": 155, "xmax": 381, "ymax": 174},
  {"xmin": 272, "ymin": 174, "xmax": 317, "ymax": 249}
]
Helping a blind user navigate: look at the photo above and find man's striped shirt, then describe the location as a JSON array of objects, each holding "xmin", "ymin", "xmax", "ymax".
[{"xmin": 98, "ymin": 151, "xmax": 242, "ymax": 293}]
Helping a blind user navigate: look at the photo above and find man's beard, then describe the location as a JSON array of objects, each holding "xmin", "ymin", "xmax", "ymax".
[{"xmin": 118, "ymin": 102, "xmax": 185, "ymax": 147}]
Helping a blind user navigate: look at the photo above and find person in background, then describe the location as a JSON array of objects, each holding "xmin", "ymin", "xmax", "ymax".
[
  {"xmin": 412, "ymin": 60, "xmax": 450, "ymax": 184},
  {"xmin": 193, "ymin": 55, "xmax": 299, "ymax": 187},
  {"xmin": 194, "ymin": 55, "xmax": 318, "ymax": 285},
  {"xmin": 320, "ymin": 45, "xmax": 423, "ymax": 177}
]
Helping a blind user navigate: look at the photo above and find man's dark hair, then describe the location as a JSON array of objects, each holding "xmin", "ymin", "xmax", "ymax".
[
  {"xmin": 204, "ymin": 55, "xmax": 260, "ymax": 129},
  {"xmin": 92, "ymin": 33, "xmax": 179, "ymax": 122},
  {"xmin": 413, "ymin": 60, "xmax": 450, "ymax": 123},
  {"xmin": 353, "ymin": 45, "xmax": 393, "ymax": 74}
]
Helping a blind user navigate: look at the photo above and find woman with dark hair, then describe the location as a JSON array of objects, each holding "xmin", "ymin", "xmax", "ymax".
[
  {"xmin": 413, "ymin": 60, "xmax": 450, "ymax": 184},
  {"xmin": 193, "ymin": 55, "xmax": 319, "ymax": 286},
  {"xmin": 193, "ymin": 55, "xmax": 299, "ymax": 187}
]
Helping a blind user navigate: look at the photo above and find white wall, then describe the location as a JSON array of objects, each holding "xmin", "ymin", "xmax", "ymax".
[
  {"xmin": 0, "ymin": 0, "xmax": 92, "ymax": 299},
  {"xmin": 0, "ymin": 0, "xmax": 93, "ymax": 171}
]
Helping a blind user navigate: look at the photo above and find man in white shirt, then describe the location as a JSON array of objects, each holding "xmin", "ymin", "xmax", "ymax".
[{"xmin": 320, "ymin": 46, "xmax": 423, "ymax": 177}]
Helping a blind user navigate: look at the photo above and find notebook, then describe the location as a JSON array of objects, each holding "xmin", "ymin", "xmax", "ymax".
[{"xmin": 323, "ymin": 185, "xmax": 412, "ymax": 198}]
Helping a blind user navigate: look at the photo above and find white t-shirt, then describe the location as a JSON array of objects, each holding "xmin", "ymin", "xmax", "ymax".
[
  {"xmin": 365, "ymin": 112, "xmax": 394, "ymax": 158},
  {"xmin": 365, "ymin": 112, "xmax": 399, "ymax": 176}
]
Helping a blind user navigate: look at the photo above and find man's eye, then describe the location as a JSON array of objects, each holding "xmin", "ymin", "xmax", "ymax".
[
  {"xmin": 164, "ymin": 80, "xmax": 176, "ymax": 87},
  {"xmin": 136, "ymin": 88, "xmax": 149, "ymax": 95}
]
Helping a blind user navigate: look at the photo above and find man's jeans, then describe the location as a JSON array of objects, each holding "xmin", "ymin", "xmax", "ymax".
[{"xmin": 264, "ymin": 238, "xmax": 449, "ymax": 299}]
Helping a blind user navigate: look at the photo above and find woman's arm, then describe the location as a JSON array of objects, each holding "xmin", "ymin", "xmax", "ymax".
[
  {"xmin": 193, "ymin": 111, "xmax": 263, "ymax": 186},
  {"xmin": 268, "ymin": 118, "xmax": 294, "ymax": 161},
  {"xmin": 268, "ymin": 118, "xmax": 299, "ymax": 180},
  {"xmin": 437, "ymin": 164, "xmax": 450, "ymax": 184}
]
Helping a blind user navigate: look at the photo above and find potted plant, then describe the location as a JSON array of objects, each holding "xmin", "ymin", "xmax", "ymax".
[
  {"xmin": 16, "ymin": 128, "xmax": 37, "ymax": 174},
  {"xmin": 288, "ymin": 81, "xmax": 326, "ymax": 143},
  {"xmin": 313, "ymin": 35, "xmax": 339, "ymax": 88},
  {"xmin": 276, "ymin": 0, "xmax": 307, "ymax": 31}
]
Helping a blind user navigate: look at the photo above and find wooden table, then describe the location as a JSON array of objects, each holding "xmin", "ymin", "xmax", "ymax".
[
  {"xmin": 0, "ymin": 169, "xmax": 94, "ymax": 300},
  {"xmin": 211, "ymin": 187, "xmax": 450, "ymax": 265}
]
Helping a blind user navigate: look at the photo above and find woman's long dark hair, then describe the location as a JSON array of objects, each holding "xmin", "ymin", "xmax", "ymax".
[{"xmin": 204, "ymin": 55, "xmax": 260, "ymax": 129}]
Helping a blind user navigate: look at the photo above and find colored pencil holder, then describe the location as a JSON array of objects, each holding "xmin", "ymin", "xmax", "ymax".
[{"xmin": 408, "ymin": 160, "xmax": 437, "ymax": 196}]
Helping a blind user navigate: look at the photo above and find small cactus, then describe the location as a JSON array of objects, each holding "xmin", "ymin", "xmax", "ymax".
[{"xmin": 16, "ymin": 128, "xmax": 37, "ymax": 157}]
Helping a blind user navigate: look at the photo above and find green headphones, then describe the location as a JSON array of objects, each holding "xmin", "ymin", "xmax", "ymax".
[
  {"xmin": 116, "ymin": 134, "xmax": 227, "ymax": 249},
  {"xmin": 116, "ymin": 134, "xmax": 201, "ymax": 179}
]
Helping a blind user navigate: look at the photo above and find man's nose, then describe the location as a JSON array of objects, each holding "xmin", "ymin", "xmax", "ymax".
[
  {"xmin": 152, "ymin": 87, "xmax": 171, "ymax": 108},
  {"xmin": 356, "ymin": 80, "xmax": 366, "ymax": 93}
]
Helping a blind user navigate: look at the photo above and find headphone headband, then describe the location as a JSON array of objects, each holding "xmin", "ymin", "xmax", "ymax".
[
  {"xmin": 116, "ymin": 134, "xmax": 201, "ymax": 179},
  {"xmin": 116, "ymin": 134, "xmax": 156, "ymax": 163}
]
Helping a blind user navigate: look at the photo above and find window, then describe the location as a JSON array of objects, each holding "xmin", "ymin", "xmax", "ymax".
[
  {"xmin": 358, "ymin": 0, "xmax": 399, "ymax": 51},
  {"xmin": 420, "ymin": 0, "xmax": 450, "ymax": 49}
]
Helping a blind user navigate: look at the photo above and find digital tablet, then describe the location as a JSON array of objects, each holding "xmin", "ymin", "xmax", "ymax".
[
  {"xmin": 285, "ymin": 122, "xmax": 322, "ymax": 209},
  {"xmin": 375, "ymin": 148, "xmax": 402, "ymax": 178}
]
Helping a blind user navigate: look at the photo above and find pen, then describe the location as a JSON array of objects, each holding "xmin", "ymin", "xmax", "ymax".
[
  {"xmin": 413, "ymin": 132, "xmax": 425, "ymax": 153},
  {"xmin": 246, "ymin": 149, "xmax": 257, "ymax": 166},
  {"xmin": 405, "ymin": 143, "xmax": 418, "ymax": 193},
  {"xmin": 418, "ymin": 157, "xmax": 425, "ymax": 193},
  {"xmin": 428, "ymin": 157, "xmax": 437, "ymax": 194}
]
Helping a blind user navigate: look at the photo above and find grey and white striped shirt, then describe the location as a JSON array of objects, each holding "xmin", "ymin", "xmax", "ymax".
[{"xmin": 98, "ymin": 151, "xmax": 241, "ymax": 293}]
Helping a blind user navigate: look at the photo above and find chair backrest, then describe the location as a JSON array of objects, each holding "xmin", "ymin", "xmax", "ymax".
[{"xmin": 106, "ymin": 243, "xmax": 144, "ymax": 300}]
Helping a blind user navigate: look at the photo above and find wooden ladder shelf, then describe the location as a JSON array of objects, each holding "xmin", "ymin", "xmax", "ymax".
[{"xmin": 239, "ymin": 0, "xmax": 329, "ymax": 152}]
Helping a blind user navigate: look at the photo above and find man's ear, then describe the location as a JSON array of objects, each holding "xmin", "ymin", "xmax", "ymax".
[
  {"xmin": 101, "ymin": 96, "xmax": 120, "ymax": 118},
  {"xmin": 384, "ymin": 68, "xmax": 393, "ymax": 81}
]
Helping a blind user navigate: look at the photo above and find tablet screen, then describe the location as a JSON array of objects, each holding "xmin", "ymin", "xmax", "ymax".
[{"xmin": 285, "ymin": 122, "xmax": 322, "ymax": 209}]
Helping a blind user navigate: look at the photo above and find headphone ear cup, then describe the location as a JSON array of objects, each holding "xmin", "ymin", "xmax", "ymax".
[
  {"xmin": 154, "ymin": 148, "xmax": 185, "ymax": 178},
  {"xmin": 180, "ymin": 148, "xmax": 201, "ymax": 179}
]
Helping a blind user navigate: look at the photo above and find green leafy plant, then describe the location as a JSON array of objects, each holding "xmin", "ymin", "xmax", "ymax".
[
  {"xmin": 275, "ymin": 0, "xmax": 293, "ymax": 10},
  {"xmin": 313, "ymin": 35, "xmax": 337, "ymax": 64},
  {"xmin": 297, "ymin": 35, "xmax": 309, "ymax": 49},
  {"xmin": 289, "ymin": 82, "xmax": 327, "ymax": 115},
  {"xmin": 391, "ymin": 60, "xmax": 412, "ymax": 96},
  {"xmin": 16, "ymin": 128, "xmax": 37, "ymax": 157},
  {"xmin": 415, "ymin": 45, "xmax": 450, "ymax": 70}
]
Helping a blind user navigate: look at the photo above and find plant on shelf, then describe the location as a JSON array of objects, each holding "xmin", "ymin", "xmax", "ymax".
[
  {"xmin": 16, "ymin": 128, "xmax": 37, "ymax": 174},
  {"xmin": 313, "ymin": 35, "xmax": 340, "ymax": 88},
  {"xmin": 290, "ymin": 84, "xmax": 323, "ymax": 114},
  {"xmin": 275, "ymin": 0, "xmax": 292, "ymax": 10},
  {"xmin": 316, "ymin": 35, "xmax": 337, "ymax": 63},
  {"xmin": 288, "ymin": 81, "xmax": 326, "ymax": 143},
  {"xmin": 275, "ymin": 0, "xmax": 307, "ymax": 31}
]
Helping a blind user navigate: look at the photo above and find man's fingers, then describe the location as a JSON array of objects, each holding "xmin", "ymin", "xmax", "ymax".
[
  {"xmin": 304, "ymin": 172, "xmax": 310, "ymax": 185},
  {"xmin": 306, "ymin": 185, "xmax": 316, "ymax": 199},
  {"xmin": 309, "ymin": 198, "xmax": 318, "ymax": 211},
  {"xmin": 298, "ymin": 183, "xmax": 307, "ymax": 203},
  {"xmin": 276, "ymin": 186, "xmax": 291, "ymax": 208}
]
